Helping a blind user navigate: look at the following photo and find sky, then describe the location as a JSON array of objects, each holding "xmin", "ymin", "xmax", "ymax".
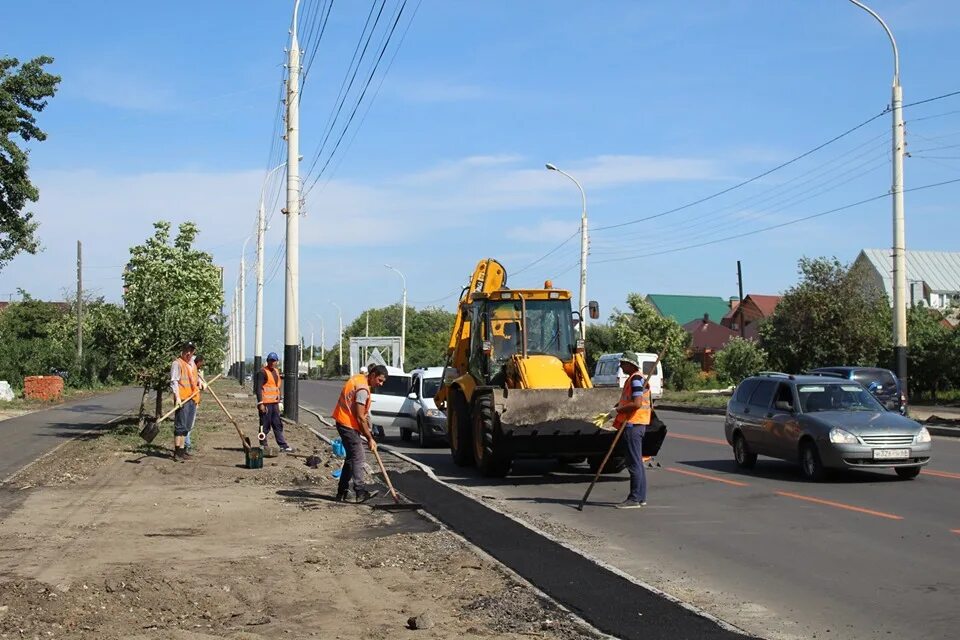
[{"xmin": 2, "ymin": 0, "xmax": 960, "ymax": 357}]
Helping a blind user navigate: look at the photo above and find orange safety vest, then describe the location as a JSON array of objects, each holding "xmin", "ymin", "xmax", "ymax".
[
  {"xmin": 613, "ymin": 372, "xmax": 652, "ymax": 428},
  {"xmin": 260, "ymin": 367, "xmax": 281, "ymax": 404},
  {"xmin": 176, "ymin": 357, "xmax": 199, "ymax": 403},
  {"xmin": 332, "ymin": 374, "xmax": 371, "ymax": 431}
]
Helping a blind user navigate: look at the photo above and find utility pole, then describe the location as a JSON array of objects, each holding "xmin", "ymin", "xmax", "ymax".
[
  {"xmin": 319, "ymin": 317, "xmax": 325, "ymax": 375},
  {"xmin": 385, "ymin": 265, "xmax": 407, "ymax": 370},
  {"xmin": 736, "ymin": 260, "xmax": 745, "ymax": 339},
  {"xmin": 255, "ymin": 162, "xmax": 286, "ymax": 377},
  {"xmin": 847, "ymin": 0, "xmax": 909, "ymax": 396},
  {"xmin": 282, "ymin": 0, "xmax": 302, "ymax": 420},
  {"xmin": 76, "ymin": 240, "xmax": 83, "ymax": 368},
  {"xmin": 331, "ymin": 301, "xmax": 343, "ymax": 376},
  {"xmin": 239, "ymin": 238, "xmax": 249, "ymax": 386}
]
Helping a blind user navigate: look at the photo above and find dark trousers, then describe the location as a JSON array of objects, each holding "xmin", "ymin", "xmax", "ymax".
[
  {"xmin": 259, "ymin": 403, "xmax": 287, "ymax": 447},
  {"xmin": 173, "ymin": 400, "xmax": 196, "ymax": 436},
  {"xmin": 624, "ymin": 424, "xmax": 647, "ymax": 502},
  {"xmin": 336, "ymin": 425, "xmax": 369, "ymax": 496}
]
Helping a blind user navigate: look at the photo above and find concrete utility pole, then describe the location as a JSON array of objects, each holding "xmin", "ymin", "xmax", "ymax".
[
  {"xmin": 737, "ymin": 260, "xmax": 745, "ymax": 339},
  {"xmin": 385, "ymin": 264, "xmax": 407, "ymax": 370},
  {"xmin": 308, "ymin": 320, "xmax": 314, "ymax": 377},
  {"xmin": 235, "ymin": 282, "xmax": 241, "ymax": 380},
  {"xmin": 76, "ymin": 240, "xmax": 83, "ymax": 367},
  {"xmin": 283, "ymin": 0, "xmax": 302, "ymax": 420},
  {"xmin": 847, "ymin": 0, "xmax": 908, "ymax": 394},
  {"xmin": 331, "ymin": 301, "xmax": 343, "ymax": 375},
  {"xmin": 239, "ymin": 236, "xmax": 251, "ymax": 385},
  {"xmin": 545, "ymin": 163, "xmax": 588, "ymax": 338},
  {"xmin": 319, "ymin": 316, "xmax": 325, "ymax": 374},
  {"xmin": 255, "ymin": 162, "xmax": 285, "ymax": 377}
]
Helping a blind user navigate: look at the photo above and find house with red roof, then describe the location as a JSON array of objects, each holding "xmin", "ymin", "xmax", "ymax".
[{"xmin": 721, "ymin": 294, "xmax": 782, "ymax": 339}]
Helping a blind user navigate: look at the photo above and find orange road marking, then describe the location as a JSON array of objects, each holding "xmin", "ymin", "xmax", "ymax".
[
  {"xmin": 668, "ymin": 433, "xmax": 728, "ymax": 446},
  {"xmin": 776, "ymin": 491, "xmax": 903, "ymax": 521},
  {"xmin": 922, "ymin": 469, "xmax": 960, "ymax": 480},
  {"xmin": 951, "ymin": 529, "xmax": 960, "ymax": 535},
  {"xmin": 666, "ymin": 467, "xmax": 750, "ymax": 487}
]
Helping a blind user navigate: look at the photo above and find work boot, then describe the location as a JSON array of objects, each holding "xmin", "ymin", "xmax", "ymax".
[
  {"xmin": 355, "ymin": 489, "xmax": 380, "ymax": 504},
  {"xmin": 180, "ymin": 448, "xmax": 193, "ymax": 460},
  {"xmin": 335, "ymin": 491, "xmax": 349, "ymax": 503},
  {"xmin": 173, "ymin": 447, "xmax": 186, "ymax": 463},
  {"xmin": 615, "ymin": 499, "xmax": 646, "ymax": 509}
]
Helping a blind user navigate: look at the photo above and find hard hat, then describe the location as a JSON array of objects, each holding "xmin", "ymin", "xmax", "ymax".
[
  {"xmin": 619, "ymin": 351, "xmax": 642, "ymax": 370},
  {"xmin": 267, "ymin": 352, "xmax": 279, "ymax": 362}
]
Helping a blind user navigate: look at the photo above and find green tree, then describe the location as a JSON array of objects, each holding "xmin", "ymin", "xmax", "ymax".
[
  {"xmin": 610, "ymin": 293, "xmax": 691, "ymax": 388},
  {"xmin": 905, "ymin": 304, "xmax": 952, "ymax": 401},
  {"xmin": 584, "ymin": 323, "xmax": 622, "ymax": 372},
  {"xmin": 123, "ymin": 221, "xmax": 225, "ymax": 415},
  {"xmin": 714, "ymin": 336, "xmax": 769, "ymax": 385},
  {"xmin": 0, "ymin": 292, "xmax": 71, "ymax": 387},
  {"xmin": 759, "ymin": 257, "xmax": 890, "ymax": 373},
  {"xmin": 1, "ymin": 56, "xmax": 61, "ymax": 270},
  {"xmin": 50, "ymin": 297, "xmax": 131, "ymax": 386}
]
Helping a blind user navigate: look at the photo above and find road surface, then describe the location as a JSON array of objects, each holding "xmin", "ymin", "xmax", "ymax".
[{"xmin": 300, "ymin": 379, "xmax": 960, "ymax": 640}]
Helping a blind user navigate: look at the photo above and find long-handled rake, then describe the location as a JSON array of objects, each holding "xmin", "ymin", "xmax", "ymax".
[{"xmin": 370, "ymin": 447, "xmax": 422, "ymax": 511}]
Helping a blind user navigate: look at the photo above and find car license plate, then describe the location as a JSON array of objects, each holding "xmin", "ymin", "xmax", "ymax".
[{"xmin": 874, "ymin": 448, "xmax": 910, "ymax": 460}]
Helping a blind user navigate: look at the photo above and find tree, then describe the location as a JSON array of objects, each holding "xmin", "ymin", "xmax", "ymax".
[
  {"xmin": 610, "ymin": 293, "xmax": 691, "ymax": 388},
  {"xmin": 714, "ymin": 336, "xmax": 769, "ymax": 385},
  {"xmin": 905, "ymin": 304, "xmax": 952, "ymax": 401},
  {"xmin": 759, "ymin": 257, "xmax": 890, "ymax": 373},
  {"xmin": 123, "ymin": 221, "xmax": 225, "ymax": 415},
  {"xmin": 1, "ymin": 56, "xmax": 61, "ymax": 271},
  {"xmin": 584, "ymin": 323, "xmax": 622, "ymax": 372},
  {"xmin": 0, "ymin": 291, "xmax": 71, "ymax": 387}
]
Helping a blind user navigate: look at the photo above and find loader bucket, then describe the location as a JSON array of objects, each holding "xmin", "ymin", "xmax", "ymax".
[{"xmin": 493, "ymin": 387, "xmax": 622, "ymax": 436}]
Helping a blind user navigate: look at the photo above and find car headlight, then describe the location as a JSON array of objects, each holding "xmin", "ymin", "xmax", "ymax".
[
  {"xmin": 424, "ymin": 408, "xmax": 444, "ymax": 418},
  {"xmin": 915, "ymin": 427, "xmax": 931, "ymax": 444},
  {"xmin": 829, "ymin": 427, "xmax": 859, "ymax": 444}
]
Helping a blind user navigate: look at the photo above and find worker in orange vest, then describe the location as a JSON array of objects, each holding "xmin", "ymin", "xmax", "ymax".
[
  {"xmin": 332, "ymin": 364, "xmax": 388, "ymax": 503},
  {"xmin": 256, "ymin": 352, "xmax": 293, "ymax": 452},
  {"xmin": 169, "ymin": 341, "xmax": 199, "ymax": 462},
  {"xmin": 610, "ymin": 351, "xmax": 652, "ymax": 509}
]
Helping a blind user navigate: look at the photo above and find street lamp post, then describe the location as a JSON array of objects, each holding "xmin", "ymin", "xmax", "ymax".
[
  {"xmin": 385, "ymin": 264, "xmax": 407, "ymax": 370},
  {"xmin": 847, "ymin": 0, "xmax": 908, "ymax": 395},
  {"xmin": 239, "ymin": 235, "xmax": 252, "ymax": 385},
  {"xmin": 307, "ymin": 320, "xmax": 314, "ymax": 377},
  {"xmin": 315, "ymin": 314, "xmax": 325, "ymax": 376},
  {"xmin": 545, "ymin": 163, "xmax": 588, "ymax": 339},
  {"xmin": 255, "ymin": 161, "xmax": 286, "ymax": 377},
  {"xmin": 331, "ymin": 301, "xmax": 343, "ymax": 375},
  {"xmin": 283, "ymin": 0, "xmax": 302, "ymax": 421}
]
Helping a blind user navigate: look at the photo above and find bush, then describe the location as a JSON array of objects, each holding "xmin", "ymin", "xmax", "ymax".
[
  {"xmin": 667, "ymin": 359, "xmax": 702, "ymax": 391},
  {"xmin": 715, "ymin": 337, "xmax": 768, "ymax": 385}
]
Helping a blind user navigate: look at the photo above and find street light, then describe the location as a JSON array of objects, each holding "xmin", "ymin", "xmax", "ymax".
[
  {"xmin": 254, "ymin": 161, "xmax": 286, "ymax": 377},
  {"xmin": 307, "ymin": 320, "xmax": 314, "ymax": 377},
  {"xmin": 238, "ymin": 235, "xmax": 252, "ymax": 385},
  {"xmin": 546, "ymin": 163, "xmax": 588, "ymax": 339},
  {"xmin": 847, "ymin": 0, "xmax": 908, "ymax": 394},
  {"xmin": 385, "ymin": 264, "xmax": 407, "ymax": 371},
  {"xmin": 314, "ymin": 313, "xmax": 325, "ymax": 375},
  {"xmin": 330, "ymin": 301, "xmax": 343, "ymax": 375}
]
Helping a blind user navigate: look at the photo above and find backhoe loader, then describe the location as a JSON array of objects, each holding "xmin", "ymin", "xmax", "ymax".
[{"xmin": 435, "ymin": 258, "xmax": 624, "ymax": 477}]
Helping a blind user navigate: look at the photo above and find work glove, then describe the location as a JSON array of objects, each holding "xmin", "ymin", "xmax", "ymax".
[{"xmin": 591, "ymin": 412, "xmax": 612, "ymax": 427}]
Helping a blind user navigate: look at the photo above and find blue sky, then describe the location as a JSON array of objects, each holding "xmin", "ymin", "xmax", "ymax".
[{"xmin": 3, "ymin": 1, "xmax": 960, "ymax": 356}]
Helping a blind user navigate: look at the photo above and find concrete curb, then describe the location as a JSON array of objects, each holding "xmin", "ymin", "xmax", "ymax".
[{"xmin": 656, "ymin": 403, "xmax": 726, "ymax": 416}]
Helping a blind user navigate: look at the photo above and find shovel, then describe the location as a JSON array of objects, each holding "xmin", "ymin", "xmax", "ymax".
[
  {"xmin": 370, "ymin": 446, "xmax": 422, "ymax": 511},
  {"xmin": 204, "ymin": 384, "xmax": 254, "ymax": 453},
  {"xmin": 139, "ymin": 374, "xmax": 223, "ymax": 443}
]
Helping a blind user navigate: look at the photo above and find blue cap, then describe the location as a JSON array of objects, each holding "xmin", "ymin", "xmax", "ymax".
[{"xmin": 267, "ymin": 352, "xmax": 279, "ymax": 362}]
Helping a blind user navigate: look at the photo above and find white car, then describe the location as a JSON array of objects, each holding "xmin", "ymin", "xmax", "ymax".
[
  {"xmin": 399, "ymin": 367, "xmax": 447, "ymax": 446},
  {"xmin": 369, "ymin": 366, "xmax": 413, "ymax": 438},
  {"xmin": 592, "ymin": 352, "xmax": 664, "ymax": 399}
]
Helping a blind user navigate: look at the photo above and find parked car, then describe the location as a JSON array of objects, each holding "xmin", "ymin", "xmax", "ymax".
[
  {"xmin": 592, "ymin": 352, "xmax": 664, "ymax": 399},
  {"xmin": 807, "ymin": 366, "xmax": 906, "ymax": 415},
  {"xmin": 399, "ymin": 367, "xmax": 448, "ymax": 446},
  {"xmin": 724, "ymin": 373, "xmax": 932, "ymax": 481},
  {"xmin": 369, "ymin": 366, "xmax": 412, "ymax": 440}
]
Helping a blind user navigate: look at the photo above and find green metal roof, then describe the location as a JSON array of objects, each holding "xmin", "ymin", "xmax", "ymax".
[{"xmin": 644, "ymin": 294, "xmax": 732, "ymax": 325}]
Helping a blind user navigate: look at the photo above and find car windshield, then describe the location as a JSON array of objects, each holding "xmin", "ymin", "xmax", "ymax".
[
  {"xmin": 421, "ymin": 377, "xmax": 442, "ymax": 399},
  {"xmin": 374, "ymin": 375, "xmax": 411, "ymax": 397},
  {"xmin": 486, "ymin": 299, "xmax": 575, "ymax": 362},
  {"xmin": 797, "ymin": 383, "xmax": 885, "ymax": 413}
]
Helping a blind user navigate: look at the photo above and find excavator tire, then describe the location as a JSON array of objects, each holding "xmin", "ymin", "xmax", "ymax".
[
  {"xmin": 588, "ymin": 455, "xmax": 627, "ymax": 474},
  {"xmin": 472, "ymin": 393, "xmax": 511, "ymax": 478},
  {"xmin": 448, "ymin": 388, "xmax": 474, "ymax": 467}
]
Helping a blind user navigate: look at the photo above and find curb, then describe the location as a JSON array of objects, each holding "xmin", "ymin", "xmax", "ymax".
[
  {"xmin": 928, "ymin": 424, "xmax": 960, "ymax": 438},
  {"xmin": 656, "ymin": 403, "xmax": 726, "ymax": 416}
]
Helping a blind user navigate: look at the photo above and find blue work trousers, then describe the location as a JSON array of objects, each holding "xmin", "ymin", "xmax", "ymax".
[{"xmin": 624, "ymin": 424, "xmax": 647, "ymax": 502}]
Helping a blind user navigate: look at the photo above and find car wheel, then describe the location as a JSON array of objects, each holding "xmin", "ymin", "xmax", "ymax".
[
  {"xmin": 895, "ymin": 466, "xmax": 921, "ymax": 480},
  {"xmin": 588, "ymin": 455, "xmax": 627, "ymax": 474},
  {"xmin": 448, "ymin": 389, "xmax": 474, "ymax": 467},
  {"xmin": 733, "ymin": 433, "xmax": 757, "ymax": 470},
  {"xmin": 800, "ymin": 440, "xmax": 827, "ymax": 482},
  {"xmin": 417, "ymin": 416, "xmax": 428, "ymax": 448},
  {"xmin": 399, "ymin": 428, "xmax": 412, "ymax": 442}
]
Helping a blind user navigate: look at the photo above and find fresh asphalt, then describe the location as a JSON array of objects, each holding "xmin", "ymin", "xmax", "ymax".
[
  {"xmin": 300, "ymin": 379, "xmax": 960, "ymax": 640},
  {"xmin": 0, "ymin": 387, "xmax": 143, "ymax": 482}
]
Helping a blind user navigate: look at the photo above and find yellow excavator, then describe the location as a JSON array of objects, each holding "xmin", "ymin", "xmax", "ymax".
[{"xmin": 435, "ymin": 258, "xmax": 623, "ymax": 477}]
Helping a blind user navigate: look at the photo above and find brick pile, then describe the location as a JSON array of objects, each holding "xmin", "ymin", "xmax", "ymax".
[{"xmin": 24, "ymin": 376, "xmax": 64, "ymax": 402}]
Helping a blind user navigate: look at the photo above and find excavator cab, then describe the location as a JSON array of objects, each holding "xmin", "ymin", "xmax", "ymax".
[{"xmin": 437, "ymin": 258, "xmax": 623, "ymax": 477}]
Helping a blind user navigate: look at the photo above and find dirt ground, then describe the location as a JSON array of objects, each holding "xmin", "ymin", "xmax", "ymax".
[{"xmin": 0, "ymin": 383, "xmax": 600, "ymax": 640}]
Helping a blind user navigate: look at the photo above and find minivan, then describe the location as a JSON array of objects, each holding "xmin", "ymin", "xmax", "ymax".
[
  {"xmin": 369, "ymin": 366, "xmax": 412, "ymax": 439},
  {"xmin": 592, "ymin": 352, "xmax": 664, "ymax": 399},
  {"xmin": 807, "ymin": 367, "xmax": 906, "ymax": 415}
]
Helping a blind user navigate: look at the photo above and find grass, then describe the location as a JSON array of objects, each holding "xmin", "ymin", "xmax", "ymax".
[
  {"xmin": 659, "ymin": 389, "xmax": 731, "ymax": 410},
  {"xmin": 1, "ymin": 384, "xmax": 125, "ymax": 412}
]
